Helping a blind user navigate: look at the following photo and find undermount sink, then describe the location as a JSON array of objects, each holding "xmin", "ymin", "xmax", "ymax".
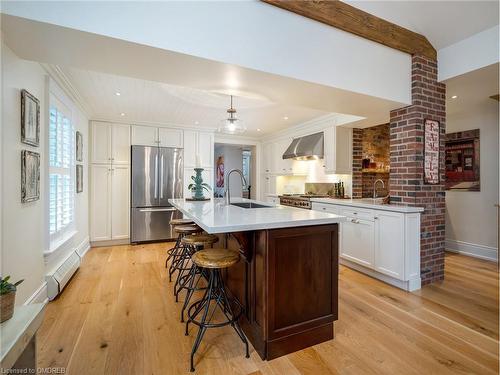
[{"xmin": 231, "ymin": 202, "xmax": 271, "ymax": 209}]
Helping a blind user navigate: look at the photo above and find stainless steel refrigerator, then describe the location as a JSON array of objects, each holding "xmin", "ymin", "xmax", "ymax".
[{"xmin": 131, "ymin": 146, "xmax": 183, "ymax": 243}]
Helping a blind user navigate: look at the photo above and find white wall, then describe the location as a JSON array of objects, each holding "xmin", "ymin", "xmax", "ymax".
[
  {"xmin": 445, "ymin": 98, "xmax": 499, "ymax": 260},
  {"xmin": 214, "ymin": 144, "xmax": 243, "ymax": 198},
  {"xmin": 1, "ymin": 41, "xmax": 90, "ymax": 305}
]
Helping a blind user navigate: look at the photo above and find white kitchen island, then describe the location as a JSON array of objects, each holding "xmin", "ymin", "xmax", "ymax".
[{"xmin": 311, "ymin": 198, "xmax": 424, "ymax": 291}]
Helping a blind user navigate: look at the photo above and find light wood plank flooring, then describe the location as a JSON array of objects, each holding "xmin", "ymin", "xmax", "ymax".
[{"xmin": 37, "ymin": 244, "xmax": 499, "ymax": 374}]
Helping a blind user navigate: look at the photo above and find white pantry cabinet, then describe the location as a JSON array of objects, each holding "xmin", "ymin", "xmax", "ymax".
[
  {"xmin": 91, "ymin": 121, "xmax": 131, "ymax": 164},
  {"xmin": 184, "ymin": 131, "xmax": 214, "ymax": 168},
  {"xmin": 131, "ymin": 125, "xmax": 183, "ymax": 148},
  {"xmin": 323, "ymin": 126, "xmax": 352, "ymax": 174},
  {"xmin": 311, "ymin": 202, "xmax": 421, "ymax": 291},
  {"xmin": 90, "ymin": 164, "xmax": 130, "ymax": 241}
]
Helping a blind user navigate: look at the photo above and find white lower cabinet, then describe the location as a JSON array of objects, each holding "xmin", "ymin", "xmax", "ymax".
[
  {"xmin": 90, "ymin": 164, "xmax": 130, "ymax": 241},
  {"xmin": 311, "ymin": 202, "xmax": 421, "ymax": 291},
  {"xmin": 341, "ymin": 218, "xmax": 375, "ymax": 268}
]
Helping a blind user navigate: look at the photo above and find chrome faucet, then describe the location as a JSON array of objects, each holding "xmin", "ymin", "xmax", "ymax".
[
  {"xmin": 225, "ymin": 169, "xmax": 247, "ymax": 205},
  {"xmin": 373, "ymin": 179, "xmax": 385, "ymax": 199}
]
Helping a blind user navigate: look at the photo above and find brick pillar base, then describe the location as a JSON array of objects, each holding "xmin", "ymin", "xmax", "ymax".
[{"xmin": 389, "ymin": 55, "xmax": 446, "ymax": 285}]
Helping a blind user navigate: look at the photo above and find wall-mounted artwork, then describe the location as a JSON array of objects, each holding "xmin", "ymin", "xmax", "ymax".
[
  {"xmin": 424, "ymin": 119, "xmax": 440, "ymax": 185},
  {"xmin": 214, "ymin": 155, "xmax": 225, "ymax": 198},
  {"xmin": 445, "ymin": 129, "xmax": 480, "ymax": 191},
  {"xmin": 21, "ymin": 150, "xmax": 40, "ymax": 203},
  {"xmin": 21, "ymin": 89, "xmax": 40, "ymax": 147},
  {"xmin": 76, "ymin": 131, "xmax": 83, "ymax": 162},
  {"xmin": 76, "ymin": 164, "xmax": 83, "ymax": 193}
]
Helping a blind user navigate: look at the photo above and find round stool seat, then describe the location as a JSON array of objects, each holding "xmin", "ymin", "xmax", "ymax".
[
  {"xmin": 170, "ymin": 218, "xmax": 194, "ymax": 226},
  {"xmin": 191, "ymin": 249, "xmax": 240, "ymax": 269},
  {"xmin": 174, "ymin": 225, "xmax": 202, "ymax": 235},
  {"xmin": 182, "ymin": 234, "xmax": 219, "ymax": 247}
]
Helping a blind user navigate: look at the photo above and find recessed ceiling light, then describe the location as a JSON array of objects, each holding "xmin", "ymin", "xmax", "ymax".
[
  {"xmin": 120, "ymin": 113, "xmax": 125, "ymax": 116},
  {"xmin": 115, "ymin": 92, "xmax": 121, "ymax": 96},
  {"xmin": 283, "ymin": 116, "xmax": 289, "ymax": 120},
  {"xmin": 451, "ymin": 95, "xmax": 458, "ymax": 99},
  {"xmin": 257, "ymin": 128, "xmax": 261, "ymax": 132}
]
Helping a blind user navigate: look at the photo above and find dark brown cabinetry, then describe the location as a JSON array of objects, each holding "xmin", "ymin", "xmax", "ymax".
[{"xmin": 221, "ymin": 224, "xmax": 339, "ymax": 360}]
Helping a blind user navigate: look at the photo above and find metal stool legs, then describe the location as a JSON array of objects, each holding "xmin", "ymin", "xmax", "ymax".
[{"xmin": 185, "ymin": 268, "xmax": 249, "ymax": 372}]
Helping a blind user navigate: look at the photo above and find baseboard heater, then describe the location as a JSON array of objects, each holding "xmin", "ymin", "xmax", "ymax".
[{"xmin": 46, "ymin": 251, "xmax": 81, "ymax": 300}]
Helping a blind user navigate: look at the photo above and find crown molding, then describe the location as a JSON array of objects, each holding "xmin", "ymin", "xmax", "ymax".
[{"xmin": 41, "ymin": 64, "xmax": 92, "ymax": 118}]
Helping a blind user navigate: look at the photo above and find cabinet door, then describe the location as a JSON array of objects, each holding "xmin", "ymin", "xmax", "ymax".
[
  {"xmin": 111, "ymin": 165, "xmax": 130, "ymax": 240},
  {"xmin": 198, "ymin": 132, "xmax": 214, "ymax": 168},
  {"xmin": 341, "ymin": 218, "xmax": 374, "ymax": 268},
  {"xmin": 91, "ymin": 122, "xmax": 111, "ymax": 164},
  {"xmin": 90, "ymin": 164, "xmax": 111, "ymax": 241},
  {"xmin": 262, "ymin": 143, "xmax": 273, "ymax": 173},
  {"xmin": 111, "ymin": 124, "xmax": 130, "ymax": 164},
  {"xmin": 275, "ymin": 139, "xmax": 293, "ymax": 174},
  {"xmin": 131, "ymin": 125, "xmax": 158, "ymax": 146},
  {"xmin": 323, "ymin": 127, "xmax": 335, "ymax": 174},
  {"xmin": 335, "ymin": 127, "xmax": 352, "ymax": 174},
  {"xmin": 158, "ymin": 127, "xmax": 183, "ymax": 148},
  {"xmin": 184, "ymin": 168, "xmax": 214, "ymax": 198},
  {"xmin": 183, "ymin": 130, "xmax": 197, "ymax": 167},
  {"xmin": 374, "ymin": 211, "xmax": 404, "ymax": 279}
]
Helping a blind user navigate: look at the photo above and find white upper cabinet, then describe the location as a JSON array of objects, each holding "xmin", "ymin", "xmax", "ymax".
[
  {"xmin": 92, "ymin": 122, "xmax": 130, "ymax": 164},
  {"xmin": 158, "ymin": 127, "xmax": 183, "ymax": 148},
  {"xmin": 111, "ymin": 124, "xmax": 131, "ymax": 164},
  {"xmin": 183, "ymin": 130, "xmax": 214, "ymax": 168},
  {"xmin": 262, "ymin": 143, "xmax": 274, "ymax": 174},
  {"xmin": 131, "ymin": 125, "xmax": 158, "ymax": 147},
  {"xmin": 91, "ymin": 121, "xmax": 112, "ymax": 164},
  {"xmin": 324, "ymin": 126, "xmax": 352, "ymax": 174}
]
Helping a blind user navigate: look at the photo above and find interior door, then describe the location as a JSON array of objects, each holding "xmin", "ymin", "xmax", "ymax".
[
  {"xmin": 159, "ymin": 147, "xmax": 184, "ymax": 206},
  {"xmin": 131, "ymin": 146, "xmax": 159, "ymax": 207}
]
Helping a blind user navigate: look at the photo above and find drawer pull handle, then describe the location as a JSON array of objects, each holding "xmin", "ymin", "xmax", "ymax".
[{"xmin": 351, "ymin": 219, "xmax": 360, "ymax": 224}]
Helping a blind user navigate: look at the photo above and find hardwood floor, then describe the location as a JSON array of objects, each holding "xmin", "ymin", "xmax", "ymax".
[{"xmin": 37, "ymin": 244, "xmax": 499, "ymax": 374}]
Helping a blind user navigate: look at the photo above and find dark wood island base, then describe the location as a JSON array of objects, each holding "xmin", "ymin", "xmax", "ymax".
[{"xmin": 220, "ymin": 224, "xmax": 339, "ymax": 360}]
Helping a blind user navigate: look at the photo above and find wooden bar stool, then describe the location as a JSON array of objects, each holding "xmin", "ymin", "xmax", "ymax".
[
  {"xmin": 177, "ymin": 234, "xmax": 219, "ymax": 322},
  {"xmin": 166, "ymin": 218, "xmax": 195, "ymax": 267},
  {"xmin": 168, "ymin": 224, "xmax": 202, "ymax": 283},
  {"xmin": 185, "ymin": 248, "xmax": 249, "ymax": 372}
]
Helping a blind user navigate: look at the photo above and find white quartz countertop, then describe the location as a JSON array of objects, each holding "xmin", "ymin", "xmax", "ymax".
[
  {"xmin": 311, "ymin": 198, "xmax": 425, "ymax": 213},
  {"xmin": 169, "ymin": 198, "xmax": 345, "ymax": 234}
]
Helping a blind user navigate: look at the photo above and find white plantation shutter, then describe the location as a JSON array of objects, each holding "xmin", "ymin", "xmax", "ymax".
[{"xmin": 49, "ymin": 94, "xmax": 75, "ymax": 244}]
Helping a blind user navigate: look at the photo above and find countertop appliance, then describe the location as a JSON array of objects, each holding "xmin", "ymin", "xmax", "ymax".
[
  {"xmin": 131, "ymin": 146, "xmax": 183, "ymax": 243},
  {"xmin": 279, "ymin": 194, "xmax": 330, "ymax": 209}
]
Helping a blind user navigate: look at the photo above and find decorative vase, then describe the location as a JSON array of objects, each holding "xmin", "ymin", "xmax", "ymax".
[
  {"xmin": 191, "ymin": 168, "xmax": 206, "ymax": 200},
  {"xmin": 0, "ymin": 291, "xmax": 16, "ymax": 323}
]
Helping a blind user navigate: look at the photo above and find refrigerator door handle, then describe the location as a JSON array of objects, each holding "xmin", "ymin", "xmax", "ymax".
[
  {"xmin": 160, "ymin": 154, "xmax": 164, "ymax": 199},
  {"xmin": 139, "ymin": 207, "xmax": 177, "ymax": 212},
  {"xmin": 154, "ymin": 154, "xmax": 158, "ymax": 199}
]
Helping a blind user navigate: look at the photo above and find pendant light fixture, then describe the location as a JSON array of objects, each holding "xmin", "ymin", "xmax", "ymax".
[{"xmin": 218, "ymin": 95, "xmax": 246, "ymax": 134}]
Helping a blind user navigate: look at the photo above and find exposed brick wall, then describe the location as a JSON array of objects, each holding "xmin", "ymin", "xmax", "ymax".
[
  {"xmin": 361, "ymin": 124, "xmax": 390, "ymax": 198},
  {"xmin": 352, "ymin": 128, "xmax": 363, "ymax": 198},
  {"xmin": 390, "ymin": 55, "xmax": 446, "ymax": 285},
  {"xmin": 362, "ymin": 173, "xmax": 389, "ymax": 198}
]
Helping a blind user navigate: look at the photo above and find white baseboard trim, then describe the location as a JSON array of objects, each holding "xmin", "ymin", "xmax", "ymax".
[
  {"xmin": 23, "ymin": 281, "xmax": 48, "ymax": 305},
  {"xmin": 446, "ymin": 239, "xmax": 498, "ymax": 262},
  {"xmin": 340, "ymin": 258, "xmax": 421, "ymax": 291},
  {"xmin": 76, "ymin": 236, "xmax": 91, "ymax": 258},
  {"xmin": 90, "ymin": 238, "xmax": 130, "ymax": 247}
]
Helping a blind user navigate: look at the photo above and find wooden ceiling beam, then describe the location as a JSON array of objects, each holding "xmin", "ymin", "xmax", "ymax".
[{"xmin": 262, "ymin": 0, "xmax": 437, "ymax": 60}]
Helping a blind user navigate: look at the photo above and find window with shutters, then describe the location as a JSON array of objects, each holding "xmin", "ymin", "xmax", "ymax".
[{"xmin": 49, "ymin": 94, "xmax": 75, "ymax": 246}]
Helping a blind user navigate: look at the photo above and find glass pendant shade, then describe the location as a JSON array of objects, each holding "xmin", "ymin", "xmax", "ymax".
[{"xmin": 218, "ymin": 95, "xmax": 246, "ymax": 134}]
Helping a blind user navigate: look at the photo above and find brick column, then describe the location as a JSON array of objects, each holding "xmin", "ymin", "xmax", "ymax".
[
  {"xmin": 389, "ymin": 55, "xmax": 446, "ymax": 285},
  {"xmin": 351, "ymin": 128, "xmax": 363, "ymax": 198}
]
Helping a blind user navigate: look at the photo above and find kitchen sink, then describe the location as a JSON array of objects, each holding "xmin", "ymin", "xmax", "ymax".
[{"xmin": 231, "ymin": 202, "xmax": 271, "ymax": 209}]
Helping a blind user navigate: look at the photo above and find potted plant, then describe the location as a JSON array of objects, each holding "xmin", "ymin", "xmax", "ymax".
[
  {"xmin": 188, "ymin": 168, "xmax": 211, "ymax": 200},
  {"xmin": 1, "ymin": 276, "xmax": 23, "ymax": 323}
]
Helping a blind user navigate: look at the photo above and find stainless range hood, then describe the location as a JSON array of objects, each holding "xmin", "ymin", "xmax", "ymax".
[{"xmin": 282, "ymin": 132, "xmax": 324, "ymax": 160}]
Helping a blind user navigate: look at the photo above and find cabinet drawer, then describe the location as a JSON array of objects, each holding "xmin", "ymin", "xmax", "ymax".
[
  {"xmin": 311, "ymin": 203, "xmax": 341, "ymax": 215},
  {"xmin": 340, "ymin": 207, "xmax": 374, "ymax": 221}
]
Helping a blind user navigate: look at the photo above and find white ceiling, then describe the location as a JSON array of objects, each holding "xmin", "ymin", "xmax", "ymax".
[
  {"xmin": 345, "ymin": 1, "xmax": 499, "ymax": 49},
  {"xmin": 61, "ymin": 67, "xmax": 332, "ymax": 137}
]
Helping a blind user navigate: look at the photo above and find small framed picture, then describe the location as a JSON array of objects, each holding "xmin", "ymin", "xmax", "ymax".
[
  {"xmin": 21, "ymin": 89, "xmax": 40, "ymax": 147},
  {"xmin": 21, "ymin": 150, "xmax": 40, "ymax": 203},
  {"xmin": 76, "ymin": 165, "xmax": 83, "ymax": 193},
  {"xmin": 76, "ymin": 131, "xmax": 83, "ymax": 162}
]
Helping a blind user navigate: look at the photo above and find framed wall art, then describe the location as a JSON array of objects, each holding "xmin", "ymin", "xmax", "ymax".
[
  {"xmin": 76, "ymin": 131, "xmax": 83, "ymax": 162},
  {"xmin": 21, "ymin": 150, "xmax": 40, "ymax": 203},
  {"xmin": 76, "ymin": 164, "xmax": 83, "ymax": 193},
  {"xmin": 423, "ymin": 119, "xmax": 440, "ymax": 185},
  {"xmin": 21, "ymin": 89, "xmax": 40, "ymax": 147},
  {"xmin": 445, "ymin": 129, "xmax": 480, "ymax": 191}
]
